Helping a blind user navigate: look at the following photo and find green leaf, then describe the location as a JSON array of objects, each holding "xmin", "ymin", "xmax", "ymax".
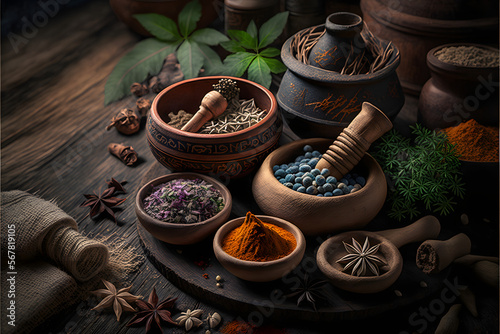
[
  {"xmin": 259, "ymin": 47, "xmax": 280, "ymax": 58},
  {"xmin": 222, "ymin": 52, "xmax": 256, "ymax": 77},
  {"xmin": 104, "ymin": 38, "xmax": 179, "ymax": 105},
  {"xmin": 178, "ymin": 0, "xmax": 201, "ymax": 37},
  {"xmin": 262, "ymin": 57, "xmax": 286, "ymax": 74},
  {"xmin": 191, "ymin": 28, "xmax": 229, "ymax": 46},
  {"xmin": 196, "ymin": 43, "xmax": 223, "ymax": 75},
  {"xmin": 227, "ymin": 30, "xmax": 258, "ymax": 50},
  {"xmin": 258, "ymin": 12, "xmax": 289, "ymax": 48},
  {"xmin": 133, "ymin": 13, "xmax": 180, "ymax": 41},
  {"xmin": 177, "ymin": 39, "xmax": 204, "ymax": 79},
  {"xmin": 221, "ymin": 40, "xmax": 246, "ymax": 53},
  {"xmin": 248, "ymin": 55, "xmax": 272, "ymax": 88},
  {"xmin": 247, "ymin": 20, "xmax": 258, "ymax": 40}
]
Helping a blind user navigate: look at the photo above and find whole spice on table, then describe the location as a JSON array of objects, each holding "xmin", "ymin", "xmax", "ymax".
[
  {"xmin": 108, "ymin": 143, "xmax": 138, "ymax": 166},
  {"xmin": 336, "ymin": 237, "xmax": 386, "ymax": 276},
  {"xmin": 273, "ymin": 145, "xmax": 366, "ymax": 196},
  {"xmin": 143, "ymin": 178, "xmax": 224, "ymax": 224},
  {"xmin": 435, "ymin": 46, "xmax": 499, "ymax": 67},
  {"xmin": 130, "ymin": 82, "xmax": 148, "ymax": 97},
  {"xmin": 80, "ymin": 186, "xmax": 126, "ymax": 222},
  {"xmin": 91, "ymin": 279, "xmax": 139, "ymax": 321},
  {"xmin": 441, "ymin": 119, "xmax": 499, "ymax": 162},
  {"xmin": 136, "ymin": 97, "xmax": 151, "ymax": 118},
  {"xmin": 106, "ymin": 108, "xmax": 140, "ymax": 135},
  {"xmin": 221, "ymin": 212, "xmax": 296, "ymax": 262},
  {"xmin": 148, "ymin": 75, "xmax": 165, "ymax": 93},
  {"xmin": 285, "ymin": 274, "xmax": 329, "ymax": 311},
  {"xmin": 106, "ymin": 177, "xmax": 127, "ymax": 193},
  {"xmin": 176, "ymin": 309, "xmax": 204, "ymax": 331},
  {"xmin": 127, "ymin": 288, "xmax": 177, "ymax": 333}
]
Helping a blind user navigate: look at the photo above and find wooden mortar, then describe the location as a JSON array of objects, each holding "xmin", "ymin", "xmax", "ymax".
[
  {"xmin": 416, "ymin": 233, "xmax": 471, "ymax": 274},
  {"xmin": 317, "ymin": 215, "xmax": 440, "ymax": 293},
  {"xmin": 180, "ymin": 90, "xmax": 227, "ymax": 132},
  {"xmin": 316, "ymin": 101, "xmax": 393, "ymax": 179}
]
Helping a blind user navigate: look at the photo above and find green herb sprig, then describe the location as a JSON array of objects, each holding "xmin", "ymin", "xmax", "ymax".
[
  {"xmin": 220, "ymin": 12, "xmax": 289, "ymax": 89},
  {"xmin": 372, "ymin": 124, "xmax": 466, "ymax": 221},
  {"xmin": 104, "ymin": 0, "xmax": 228, "ymax": 105}
]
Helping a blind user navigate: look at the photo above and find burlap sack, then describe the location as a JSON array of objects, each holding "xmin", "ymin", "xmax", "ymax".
[
  {"xmin": 1, "ymin": 190, "xmax": 109, "ymax": 281},
  {"xmin": 1, "ymin": 261, "xmax": 78, "ymax": 334}
]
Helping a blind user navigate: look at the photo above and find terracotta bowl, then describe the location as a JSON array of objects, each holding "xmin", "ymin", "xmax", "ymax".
[
  {"xmin": 213, "ymin": 215, "xmax": 306, "ymax": 282},
  {"xmin": 252, "ymin": 138, "xmax": 387, "ymax": 235},
  {"xmin": 148, "ymin": 76, "xmax": 282, "ymax": 179},
  {"xmin": 135, "ymin": 172, "xmax": 232, "ymax": 245}
]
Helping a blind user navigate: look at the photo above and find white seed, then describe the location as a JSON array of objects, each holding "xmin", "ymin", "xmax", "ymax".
[
  {"xmin": 394, "ymin": 289, "xmax": 402, "ymax": 297},
  {"xmin": 460, "ymin": 213, "xmax": 469, "ymax": 225},
  {"xmin": 420, "ymin": 281, "xmax": 428, "ymax": 288},
  {"xmin": 216, "ymin": 275, "xmax": 222, "ymax": 282}
]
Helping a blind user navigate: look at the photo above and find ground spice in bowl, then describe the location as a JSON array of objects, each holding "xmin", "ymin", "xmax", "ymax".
[
  {"xmin": 442, "ymin": 119, "xmax": 499, "ymax": 162},
  {"xmin": 435, "ymin": 46, "xmax": 499, "ymax": 67},
  {"xmin": 221, "ymin": 212, "xmax": 296, "ymax": 262},
  {"xmin": 142, "ymin": 178, "xmax": 225, "ymax": 224}
]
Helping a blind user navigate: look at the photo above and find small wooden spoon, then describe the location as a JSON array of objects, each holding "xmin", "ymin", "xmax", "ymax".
[
  {"xmin": 317, "ymin": 215, "xmax": 440, "ymax": 293},
  {"xmin": 180, "ymin": 90, "xmax": 227, "ymax": 132}
]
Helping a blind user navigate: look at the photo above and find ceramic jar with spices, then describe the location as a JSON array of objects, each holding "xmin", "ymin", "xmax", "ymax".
[
  {"xmin": 224, "ymin": 0, "xmax": 280, "ymax": 32},
  {"xmin": 418, "ymin": 43, "xmax": 499, "ymax": 130}
]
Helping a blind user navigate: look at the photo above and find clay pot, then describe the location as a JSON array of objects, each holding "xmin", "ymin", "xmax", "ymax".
[
  {"xmin": 135, "ymin": 172, "xmax": 233, "ymax": 245},
  {"xmin": 213, "ymin": 215, "xmax": 306, "ymax": 282},
  {"xmin": 316, "ymin": 216, "xmax": 441, "ymax": 293},
  {"xmin": 148, "ymin": 76, "xmax": 282, "ymax": 179},
  {"xmin": 360, "ymin": 0, "xmax": 499, "ymax": 95},
  {"xmin": 109, "ymin": 0, "xmax": 219, "ymax": 36},
  {"xmin": 278, "ymin": 14, "xmax": 404, "ymax": 139},
  {"xmin": 224, "ymin": 0, "xmax": 280, "ymax": 33},
  {"xmin": 418, "ymin": 43, "xmax": 499, "ymax": 130},
  {"xmin": 252, "ymin": 138, "xmax": 387, "ymax": 235}
]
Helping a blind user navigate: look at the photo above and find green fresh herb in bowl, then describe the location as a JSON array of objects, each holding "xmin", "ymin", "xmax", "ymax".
[{"xmin": 371, "ymin": 124, "xmax": 465, "ymax": 221}]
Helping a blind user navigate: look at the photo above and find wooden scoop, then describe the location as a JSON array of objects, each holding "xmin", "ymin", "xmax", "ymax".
[
  {"xmin": 316, "ymin": 102, "xmax": 393, "ymax": 179},
  {"xmin": 316, "ymin": 215, "xmax": 441, "ymax": 293},
  {"xmin": 180, "ymin": 90, "xmax": 228, "ymax": 132},
  {"xmin": 416, "ymin": 233, "xmax": 472, "ymax": 274}
]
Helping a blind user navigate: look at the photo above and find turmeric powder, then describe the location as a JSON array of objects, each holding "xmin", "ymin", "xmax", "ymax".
[{"xmin": 221, "ymin": 212, "xmax": 296, "ymax": 262}]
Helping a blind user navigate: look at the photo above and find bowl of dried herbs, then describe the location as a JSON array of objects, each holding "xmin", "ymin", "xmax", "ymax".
[
  {"xmin": 148, "ymin": 76, "xmax": 282, "ymax": 179},
  {"xmin": 135, "ymin": 172, "xmax": 232, "ymax": 245}
]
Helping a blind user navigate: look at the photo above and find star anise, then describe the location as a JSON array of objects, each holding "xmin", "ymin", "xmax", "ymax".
[
  {"xmin": 176, "ymin": 309, "xmax": 203, "ymax": 331},
  {"xmin": 106, "ymin": 177, "xmax": 127, "ymax": 193},
  {"xmin": 285, "ymin": 274, "xmax": 329, "ymax": 311},
  {"xmin": 91, "ymin": 279, "xmax": 139, "ymax": 321},
  {"xmin": 80, "ymin": 187, "xmax": 126, "ymax": 222},
  {"xmin": 127, "ymin": 287, "xmax": 178, "ymax": 333},
  {"xmin": 336, "ymin": 237, "xmax": 386, "ymax": 277}
]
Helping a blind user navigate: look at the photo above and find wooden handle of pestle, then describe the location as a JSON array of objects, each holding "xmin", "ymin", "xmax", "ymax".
[
  {"xmin": 454, "ymin": 254, "xmax": 499, "ymax": 266},
  {"xmin": 180, "ymin": 91, "xmax": 227, "ymax": 132},
  {"xmin": 376, "ymin": 215, "xmax": 441, "ymax": 249},
  {"xmin": 416, "ymin": 233, "xmax": 471, "ymax": 274}
]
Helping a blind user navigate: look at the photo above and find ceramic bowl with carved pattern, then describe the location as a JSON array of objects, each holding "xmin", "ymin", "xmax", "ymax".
[{"xmin": 148, "ymin": 76, "xmax": 282, "ymax": 179}]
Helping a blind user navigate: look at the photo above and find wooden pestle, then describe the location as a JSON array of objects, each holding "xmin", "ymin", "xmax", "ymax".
[
  {"xmin": 376, "ymin": 215, "xmax": 441, "ymax": 249},
  {"xmin": 180, "ymin": 90, "xmax": 228, "ymax": 132},
  {"xmin": 316, "ymin": 102, "xmax": 393, "ymax": 179},
  {"xmin": 416, "ymin": 233, "xmax": 471, "ymax": 274}
]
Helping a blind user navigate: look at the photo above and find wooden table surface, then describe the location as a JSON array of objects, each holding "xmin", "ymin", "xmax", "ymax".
[{"xmin": 2, "ymin": 1, "xmax": 498, "ymax": 333}]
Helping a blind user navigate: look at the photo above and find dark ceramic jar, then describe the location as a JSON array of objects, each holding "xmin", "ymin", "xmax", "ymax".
[
  {"xmin": 278, "ymin": 12, "xmax": 404, "ymax": 139},
  {"xmin": 418, "ymin": 43, "xmax": 499, "ymax": 130},
  {"xmin": 148, "ymin": 76, "xmax": 282, "ymax": 179}
]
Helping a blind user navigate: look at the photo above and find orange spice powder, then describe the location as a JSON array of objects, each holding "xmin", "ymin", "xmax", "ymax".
[{"xmin": 221, "ymin": 212, "xmax": 296, "ymax": 262}]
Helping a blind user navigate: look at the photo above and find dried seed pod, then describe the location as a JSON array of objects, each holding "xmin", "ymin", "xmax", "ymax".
[
  {"xmin": 106, "ymin": 109, "xmax": 140, "ymax": 135},
  {"xmin": 136, "ymin": 98, "xmax": 151, "ymax": 118},
  {"xmin": 206, "ymin": 312, "xmax": 221, "ymax": 329},
  {"xmin": 108, "ymin": 143, "xmax": 138, "ymax": 166},
  {"xmin": 472, "ymin": 260, "xmax": 499, "ymax": 289},
  {"xmin": 435, "ymin": 304, "xmax": 461, "ymax": 334},
  {"xmin": 130, "ymin": 82, "xmax": 148, "ymax": 97},
  {"xmin": 149, "ymin": 76, "xmax": 165, "ymax": 93},
  {"xmin": 458, "ymin": 286, "xmax": 478, "ymax": 317}
]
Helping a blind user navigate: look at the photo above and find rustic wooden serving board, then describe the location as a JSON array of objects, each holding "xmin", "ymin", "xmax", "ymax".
[{"xmin": 137, "ymin": 161, "xmax": 449, "ymax": 324}]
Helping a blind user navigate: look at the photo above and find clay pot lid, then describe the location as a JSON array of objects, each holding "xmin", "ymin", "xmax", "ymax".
[{"xmin": 317, "ymin": 231, "xmax": 402, "ymax": 294}]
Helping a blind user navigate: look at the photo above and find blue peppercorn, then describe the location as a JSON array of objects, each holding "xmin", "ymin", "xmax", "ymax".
[
  {"xmin": 308, "ymin": 158, "xmax": 319, "ymax": 168},
  {"xmin": 297, "ymin": 186, "xmax": 306, "ymax": 193},
  {"xmin": 311, "ymin": 168, "xmax": 321, "ymax": 176},
  {"xmin": 300, "ymin": 158, "xmax": 309, "ymax": 164},
  {"xmin": 320, "ymin": 168, "xmax": 330, "ymax": 176},
  {"xmin": 302, "ymin": 176, "xmax": 313, "ymax": 187},
  {"xmin": 293, "ymin": 183, "xmax": 302, "ymax": 190},
  {"xmin": 324, "ymin": 192, "xmax": 333, "ymax": 197},
  {"xmin": 315, "ymin": 175, "xmax": 326, "ymax": 186},
  {"xmin": 340, "ymin": 178, "xmax": 349, "ymax": 185},
  {"xmin": 348, "ymin": 185, "xmax": 354, "ymax": 192},
  {"xmin": 317, "ymin": 194, "xmax": 324, "ymax": 197},
  {"xmin": 356, "ymin": 176, "xmax": 366, "ymax": 187},
  {"xmin": 272, "ymin": 165, "xmax": 280, "ymax": 172},
  {"xmin": 299, "ymin": 165, "xmax": 311, "ymax": 173},
  {"xmin": 303, "ymin": 145, "xmax": 313, "ymax": 152},
  {"xmin": 284, "ymin": 174, "xmax": 295, "ymax": 183},
  {"xmin": 274, "ymin": 169, "xmax": 286, "ymax": 178},
  {"xmin": 306, "ymin": 186, "xmax": 318, "ymax": 195},
  {"xmin": 312, "ymin": 150, "xmax": 321, "ymax": 158},
  {"xmin": 304, "ymin": 172, "xmax": 314, "ymax": 179},
  {"xmin": 317, "ymin": 185, "xmax": 325, "ymax": 194},
  {"xmin": 280, "ymin": 164, "xmax": 288, "ymax": 170},
  {"xmin": 348, "ymin": 178, "xmax": 357, "ymax": 186},
  {"xmin": 304, "ymin": 152, "xmax": 312, "ymax": 158},
  {"xmin": 295, "ymin": 176, "xmax": 303, "ymax": 184},
  {"xmin": 323, "ymin": 183, "xmax": 334, "ymax": 192},
  {"xmin": 295, "ymin": 172, "xmax": 304, "ymax": 178},
  {"xmin": 284, "ymin": 182, "xmax": 294, "ymax": 188},
  {"xmin": 326, "ymin": 176, "xmax": 337, "ymax": 184},
  {"xmin": 333, "ymin": 189, "xmax": 343, "ymax": 196},
  {"xmin": 279, "ymin": 178, "xmax": 286, "ymax": 184},
  {"xmin": 286, "ymin": 166, "xmax": 299, "ymax": 174},
  {"xmin": 295, "ymin": 155, "xmax": 305, "ymax": 162},
  {"xmin": 337, "ymin": 182, "xmax": 347, "ymax": 189},
  {"xmin": 342, "ymin": 186, "xmax": 350, "ymax": 194}
]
